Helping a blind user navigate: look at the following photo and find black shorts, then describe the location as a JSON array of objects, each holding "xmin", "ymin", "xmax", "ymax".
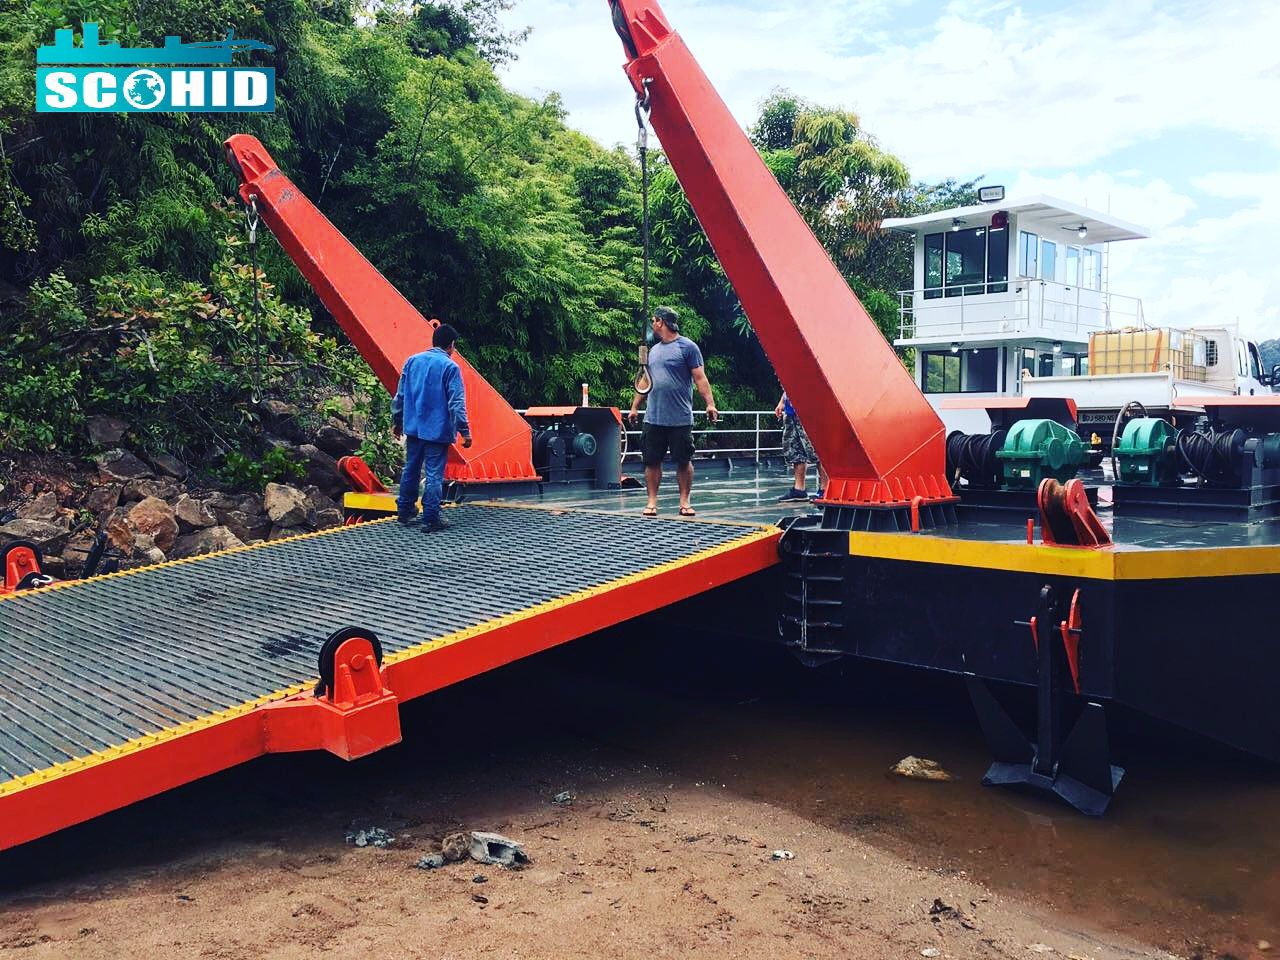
[{"xmin": 641, "ymin": 423, "xmax": 695, "ymax": 467}]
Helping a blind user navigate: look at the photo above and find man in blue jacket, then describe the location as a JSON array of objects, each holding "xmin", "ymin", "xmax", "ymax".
[{"xmin": 392, "ymin": 323, "xmax": 472, "ymax": 532}]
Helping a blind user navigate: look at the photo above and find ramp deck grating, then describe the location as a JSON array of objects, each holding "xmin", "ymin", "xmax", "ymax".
[{"xmin": 0, "ymin": 503, "xmax": 773, "ymax": 791}]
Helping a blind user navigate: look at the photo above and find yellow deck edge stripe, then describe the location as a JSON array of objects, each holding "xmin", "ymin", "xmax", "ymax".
[
  {"xmin": 848, "ymin": 531, "xmax": 1280, "ymax": 580},
  {"xmin": 0, "ymin": 525, "xmax": 779, "ymax": 799},
  {"xmin": 0, "ymin": 516, "xmax": 398, "ymax": 605}
]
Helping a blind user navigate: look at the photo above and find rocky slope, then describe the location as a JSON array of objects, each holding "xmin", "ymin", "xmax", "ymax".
[{"xmin": 0, "ymin": 402, "xmax": 374, "ymax": 582}]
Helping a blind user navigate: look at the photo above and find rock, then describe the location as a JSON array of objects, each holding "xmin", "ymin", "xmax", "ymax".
[
  {"xmin": 468, "ymin": 831, "xmax": 529, "ymax": 867},
  {"xmin": 1260, "ymin": 943, "xmax": 1273, "ymax": 953},
  {"xmin": 149, "ymin": 452, "xmax": 188, "ymax": 480},
  {"xmin": 302, "ymin": 486, "xmax": 340, "ymax": 514},
  {"xmin": 296, "ymin": 444, "xmax": 345, "ymax": 498},
  {"xmin": 95, "ymin": 448, "xmax": 153, "ymax": 483},
  {"xmin": 16, "ymin": 492, "xmax": 59, "ymax": 521},
  {"xmin": 771, "ymin": 850, "xmax": 795, "ymax": 861},
  {"xmin": 890, "ymin": 756, "xmax": 955, "ymax": 782},
  {"xmin": 122, "ymin": 478, "xmax": 179, "ymax": 503},
  {"xmin": 552, "ymin": 791, "xmax": 575, "ymax": 805},
  {"xmin": 267, "ymin": 525, "xmax": 302, "ymax": 541},
  {"xmin": 104, "ymin": 507, "xmax": 134, "ymax": 554},
  {"xmin": 315, "ymin": 508, "xmax": 344, "ymax": 529},
  {"xmin": 203, "ymin": 491, "xmax": 239, "ymax": 523},
  {"xmin": 264, "ymin": 483, "xmax": 309, "ymax": 527},
  {"xmin": 173, "ymin": 494, "xmax": 217, "ymax": 533},
  {"xmin": 223, "ymin": 510, "xmax": 271, "ymax": 544},
  {"xmin": 1027, "ymin": 945, "xmax": 1055, "ymax": 954},
  {"xmin": 38, "ymin": 553, "xmax": 66, "ymax": 578},
  {"xmin": 139, "ymin": 546, "xmax": 167, "ymax": 565},
  {"xmin": 346, "ymin": 827, "xmax": 394, "ymax": 849},
  {"xmin": 440, "ymin": 833, "xmax": 471, "ymax": 863},
  {"xmin": 0, "ymin": 519, "xmax": 70, "ymax": 553},
  {"xmin": 315, "ymin": 423, "xmax": 364, "ymax": 458},
  {"xmin": 60, "ymin": 533, "xmax": 99, "ymax": 573},
  {"xmin": 259, "ymin": 400, "xmax": 305, "ymax": 442},
  {"xmin": 87, "ymin": 416, "xmax": 129, "ymax": 446},
  {"xmin": 415, "ymin": 853, "xmax": 446, "ymax": 870},
  {"xmin": 84, "ymin": 483, "xmax": 122, "ymax": 518},
  {"xmin": 921, "ymin": 950, "xmax": 941, "ymax": 958},
  {"xmin": 127, "ymin": 497, "xmax": 178, "ymax": 553},
  {"xmin": 170, "ymin": 525, "xmax": 244, "ymax": 560}
]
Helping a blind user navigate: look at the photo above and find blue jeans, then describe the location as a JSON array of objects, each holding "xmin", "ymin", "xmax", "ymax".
[{"xmin": 398, "ymin": 436, "xmax": 449, "ymax": 525}]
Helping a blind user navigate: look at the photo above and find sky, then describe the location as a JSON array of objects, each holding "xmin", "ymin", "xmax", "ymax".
[{"xmin": 496, "ymin": 0, "xmax": 1280, "ymax": 341}]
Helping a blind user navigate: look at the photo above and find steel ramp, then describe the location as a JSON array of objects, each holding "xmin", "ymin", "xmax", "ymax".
[{"xmin": 0, "ymin": 502, "xmax": 778, "ymax": 849}]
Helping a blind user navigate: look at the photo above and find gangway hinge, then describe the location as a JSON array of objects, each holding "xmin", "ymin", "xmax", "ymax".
[{"xmin": 261, "ymin": 626, "xmax": 402, "ymax": 760}]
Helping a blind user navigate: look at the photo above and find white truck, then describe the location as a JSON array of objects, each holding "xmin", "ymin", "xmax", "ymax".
[{"xmin": 1021, "ymin": 326, "xmax": 1274, "ymax": 437}]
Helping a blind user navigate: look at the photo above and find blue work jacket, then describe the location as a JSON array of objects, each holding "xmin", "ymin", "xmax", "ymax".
[{"xmin": 392, "ymin": 348, "xmax": 471, "ymax": 445}]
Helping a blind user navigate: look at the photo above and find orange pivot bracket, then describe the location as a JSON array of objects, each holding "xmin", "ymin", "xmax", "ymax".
[
  {"xmin": 261, "ymin": 627, "xmax": 402, "ymax": 760},
  {"xmin": 1, "ymin": 540, "xmax": 53, "ymax": 595},
  {"xmin": 1058, "ymin": 588, "xmax": 1083, "ymax": 695},
  {"xmin": 222, "ymin": 134, "xmax": 538, "ymax": 486},
  {"xmin": 1037, "ymin": 478, "xmax": 1111, "ymax": 548}
]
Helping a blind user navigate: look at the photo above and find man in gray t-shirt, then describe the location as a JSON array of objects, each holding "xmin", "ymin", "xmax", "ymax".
[{"xmin": 628, "ymin": 306, "xmax": 719, "ymax": 517}]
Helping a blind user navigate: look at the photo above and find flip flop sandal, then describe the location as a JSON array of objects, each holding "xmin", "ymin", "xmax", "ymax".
[
  {"xmin": 642, "ymin": 506, "xmax": 658, "ymax": 518},
  {"xmin": 678, "ymin": 506, "xmax": 697, "ymax": 517}
]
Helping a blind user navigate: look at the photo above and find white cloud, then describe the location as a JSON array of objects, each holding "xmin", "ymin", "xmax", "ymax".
[
  {"xmin": 497, "ymin": 0, "xmax": 1280, "ymax": 339},
  {"xmin": 500, "ymin": 0, "xmax": 1280, "ymax": 174},
  {"xmin": 1008, "ymin": 169, "xmax": 1280, "ymax": 340}
]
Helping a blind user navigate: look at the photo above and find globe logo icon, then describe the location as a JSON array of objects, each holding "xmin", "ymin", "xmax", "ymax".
[{"xmin": 122, "ymin": 69, "xmax": 165, "ymax": 110}]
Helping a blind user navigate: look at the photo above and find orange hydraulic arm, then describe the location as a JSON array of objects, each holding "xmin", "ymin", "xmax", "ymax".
[
  {"xmin": 609, "ymin": 1, "xmax": 952, "ymax": 508},
  {"xmin": 223, "ymin": 134, "xmax": 538, "ymax": 485}
]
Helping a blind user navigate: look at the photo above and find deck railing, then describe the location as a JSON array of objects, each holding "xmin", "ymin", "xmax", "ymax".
[
  {"xmin": 622, "ymin": 409, "xmax": 783, "ymax": 463},
  {"xmin": 896, "ymin": 280, "xmax": 1145, "ymax": 341}
]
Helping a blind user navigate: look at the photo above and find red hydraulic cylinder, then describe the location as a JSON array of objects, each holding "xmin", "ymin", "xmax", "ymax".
[
  {"xmin": 608, "ymin": 1, "xmax": 952, "ymax": 507},
  {"xmin": 223, "ymin": 134, "xmax": 538, "ymax": 485}
]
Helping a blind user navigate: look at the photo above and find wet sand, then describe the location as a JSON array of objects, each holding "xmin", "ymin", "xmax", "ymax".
[{"xmin": 1, "ymin": 618, "xmax": 1276, "ymax": 958}]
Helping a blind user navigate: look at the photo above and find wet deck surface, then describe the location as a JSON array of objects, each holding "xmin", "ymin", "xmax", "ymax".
[{"xmin": 503, "ymin": 462, "xmax": 819, "ymax": 526}]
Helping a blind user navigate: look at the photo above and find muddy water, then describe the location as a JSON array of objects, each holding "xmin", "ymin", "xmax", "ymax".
[
  {"xmin": 542, "ymin": 621, "xmax": 1280, "ymax": 959},
  {"xmin": 1, "ymin": 613, "xmax": 1275, "ymax": 958}
]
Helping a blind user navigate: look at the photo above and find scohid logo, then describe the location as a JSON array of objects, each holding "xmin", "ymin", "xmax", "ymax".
[{"xmin": 36, "ymin": 23, "xmax": 274, "ymax": 113}]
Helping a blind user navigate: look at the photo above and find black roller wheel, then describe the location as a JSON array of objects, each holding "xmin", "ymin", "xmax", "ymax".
[{"xmin": 315, "ymin": 625, "xmax": 384, "ymax": 697}]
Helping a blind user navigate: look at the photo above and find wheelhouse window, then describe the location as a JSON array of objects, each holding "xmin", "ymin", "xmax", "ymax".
[
  {"xmin": 924, "ymin": 233, "xmax": 943, "ymax": 300},
  {"xmin": 944, "ymin": 227, "xmax": 987, "ymax": 297},
  {"xmin": 1018, "ymin": 230, "xmax": 1038, "ymax": 278},
  {"xmin": 923, "ymin": 225, "xmax": 1008, "ymax": 297},
  {"xmin": 1040, "ymin": 240, "xmax": 1058, "ymax": 282},
  {"xmin": 1083, "ymin": 249, "xmax": 1101, "ymax": 290},
  {"xmin": 1065, "ymin": 247, "xmax": 1080, "ymax": 287},
  {"xmin": 922, "ymin": 347, "xmax": 999, "ymax": 394},
  {"xmin": 987, "ymin": 227, "xmax": 1009, "ymax": 294}
]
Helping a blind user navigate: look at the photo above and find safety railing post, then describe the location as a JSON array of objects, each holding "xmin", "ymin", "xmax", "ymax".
[{"xmin": 754, "ymin": 412, "xmax": 761, "ymax": 464}]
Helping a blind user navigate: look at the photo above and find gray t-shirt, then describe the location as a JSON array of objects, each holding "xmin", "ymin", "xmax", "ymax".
[{"xmin": 644, "ymin": 336, "xmax": 704, "ymax": 426}]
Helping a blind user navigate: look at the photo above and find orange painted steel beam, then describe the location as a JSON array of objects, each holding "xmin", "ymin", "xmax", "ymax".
[
  {"xmin": 608, "ymin": 1, "xmax": 952, "ymax": 507},
  {"xmin": 223, "ymin": 134, "xmax": 537, "ymax": 485},
  {"xmin": 0, "ymin": 529, "xmax": 778, "ymax": 851}
]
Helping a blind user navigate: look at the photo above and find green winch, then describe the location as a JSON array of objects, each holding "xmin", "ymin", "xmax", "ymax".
[
  {"xmin": 996, "ymin": 418, "xmax": 1085, "ymax": 490},
  {"xmin": 1114, "ymin": 417, "xmax": 1181, "ymax": 486}
]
